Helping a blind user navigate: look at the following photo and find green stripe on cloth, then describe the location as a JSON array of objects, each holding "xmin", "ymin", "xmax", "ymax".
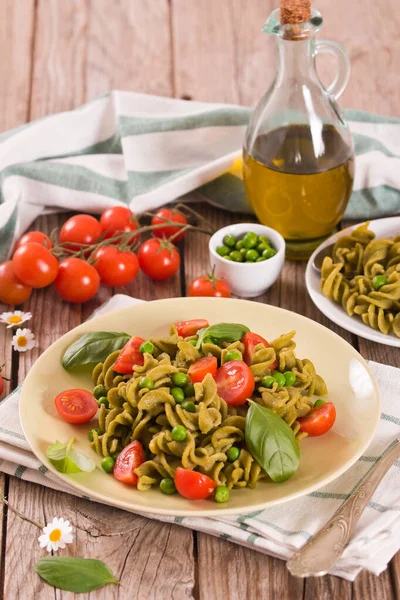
[
  {"xmin": 0, "ymin": 202, "xmax": 18, "ymax": 260},
  {"xmin": 128, "ymin": 167, "xmax": 193, "ymax": 195},
  {"xmin": 381, "ymin": 413, "xmax": 400, "ymax": 426},
  {"xmin": 40, "ymin": 134, "xmax": 123, "ymax": 161},
  {"xmin": 353, "ymin": 133, "xmax": 396, "ymax": 158},
  {"xmin": 345, "ymin": 185, "xmax": 400, "ymax": 219},
  {"xmin": 344, "ymin": 109, "xmax": 400, "ymax": 124},
  {"xmin": 14, "ymin": 465, "xmax": 26, "ymax": 478},
  {"xmin": 197, "ymin": 173, "xmax": 250, "ymax": 213},
  {"xmin": 0, "ymin": 427, "xmax": 26, "ymax": 441}
]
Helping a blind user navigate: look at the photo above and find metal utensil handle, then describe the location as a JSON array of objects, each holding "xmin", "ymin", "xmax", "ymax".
[{"xmin": 287, "ymin": 439, "xmax": 400, "ymax": 578}]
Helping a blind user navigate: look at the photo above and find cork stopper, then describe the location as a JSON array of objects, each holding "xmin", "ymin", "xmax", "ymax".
[{"xmin": 280, "ymin": 0, "xmax": 311, "ymax": 24}]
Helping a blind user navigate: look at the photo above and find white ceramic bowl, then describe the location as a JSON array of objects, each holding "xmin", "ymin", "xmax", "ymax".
[{"xmin": 209, "ymin": 223, "xmax": 285, "ymax": 297}]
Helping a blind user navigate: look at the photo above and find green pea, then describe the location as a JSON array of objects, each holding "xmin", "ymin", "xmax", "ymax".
[
  {"xmin": 189, "ymin": 339, "xmax": 197, "ymax": 346},
  {"xmin": 235, "ymin": 240, "xmax": 245, "ymax": 250},
  {"xmin": 239, "ymin": 247, "xmax": 247, "ymax": 257},
  {"xmin": 245, "ymin": 249, "xmax": 259, "ymax": 262},
  {"xmin": 111, "ymin": 453, "xmax": 120, "ymax": 462},
  {"xmin": 261, "ymin": 375, "xmax": 276, "ymax": 388},
  {"xmin": 262, "ymin": 247, "xmax": 277, "ymax": 259},
  {"xmin": 171, "ymin": 387, "xmax": 185, "ymax": 403},
  {"xmin": 101, "ymin": 456, "xmax": 115, "ymax": 474},
  {"xmin": 183, "ymin": 383, "xmax": 195, "ymax": 398},
  {"xmin": 224, "ymin": 255, "xmax": 233, "ymax": 261},
  {"xmin": 224, "ymin": 350, "xmax": 241, "ymax": 362},
  {"xmin": 181, "ymin": 400, "xmax": 196, "ymax": 413},
  {"xmin": 242, "ymin": 232, "xmax": 259, "ymax": 249},
  {"xmin": 88, "ymin": 428, "xmax": 101, "ymax": 442},
  {"xmin": 139, "ymin": 376, "xmax": 154, "ymax": 390},
  {"xmin": 202, "ymin": 337, "xmax": 214, "ymax": 345},
  {"xmin": 284, "ymin": 371, "xmax": 296, "ymax": 387},
  {"xmin": 256, "ymin": 256, "xmax": 267, "ymax": 262},
  {"xmin": 172, "ymin": 372, "xmax": 189, "ymax": 388},
  {"xmin": 227, "ymin": 446, "xmax": 240, "ymax": 462},
  {"xmin": 98, "ymin": 396, "xmax": 109, "ymax": 408},
  {"xmin": 223, "ymin": 234, "xmax": 237, "ymax": 248},
  {"xmin": 372, "ymin": 275, "xmax": 388, "ymax": 290},
  {"xmin": 139, "ymin": 340, "xmax": 154, "ymax": 354},
  {"xmin": 273, "ymin": 372, "xmax": 286, "ymax": 388},
  {"xmin": 214, "ymin": 485, "xmax": 230, "ymax": 503},
  {"xmin": 257, "ymin": 242, "xmax": 270, "ymax": 253},
  {"xmin": 314, "ymin": 399, "xmax": 326, "ymax": 407},
  {"xmin": 160, "ymin": 478, "xmax": 176, "ymax": 494},
  {"xmin": 259, "ymin": 235, "xmax": 270, "ymax": 245},
  {"xmin": 230, "ymin": 250, "xmax": 243, "ymax": 262},
  {"xmin": 171, "ymin": 425, "xmax": 187, "ymax": 441},
  {"xmin": 216, "ymin": 245, "xmax": 230, "ymax": 257},
  {"xmin": 93, "ymin": 384, "xmax": 107, "ymax": 400}
]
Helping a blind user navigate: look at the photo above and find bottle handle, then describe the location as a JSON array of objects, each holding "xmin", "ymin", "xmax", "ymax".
[{"xmin": 315, "ymin": 40, "xmax": 351, "ymax": 100}]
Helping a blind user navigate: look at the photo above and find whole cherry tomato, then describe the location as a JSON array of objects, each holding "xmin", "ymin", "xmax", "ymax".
[
  {"xmin": 55, "ymin": 258, "xmax": 100, "ymax": 303},
  {"xmin": 100, "ymin": 206, "xmax": 139, "ymax": 243},
  {"xmin": 16, "ymin": 231, "xmax": 53, "ymax": 250},
  {"xmin": 0, "ymin": 365, "xmax": 9, "ymax": 397},
  {"xmin": 189, "ymin": 271, "xmax": 231, "ymax": 298},
  {"xmin": 94, "ymin": 246, "xmax": 139, "ymax": 287},
  {"xmin": 298, "ymin": 402, "xmax": 336, "ymax": 437},
  {"xmin": 188, "ymin": 356, "xmax": 218, "ymax": 383},
  {"xmin": 113, "ymin": 440, "xmax": 146, "ymax": 485},
  {"xmin": 174, "ymin": 467, "xmax": 216, "ymax": 500},
  {"xmin": 138, "ymin": 238, "xmax": 180, "ymax": 281},
  {"xmin": 12, "ymin": 242, "xmax": 59, "ymax": 288},
  {"xmin": 54, "ymin": 388, "xmax": 98, "ymax": 424},
  {"xmin": 214, "ymin": 360, "xmax": 255, "ymax": 406},
  {"xmin": 175, "ymin": 319, "xmax": 209, "ymax": 337},
  {"xmin": 59, "ymin": 214, "xmax": 102, "ymax": 248},
  {"xmin": 113, "ymin": 336, "xmax": 145, "ymax": 374},
  {"xmin": 0, "ymin": 261, "xmax": 32, "ymax": 305},
  {"xmin": 242, "ymin": 332, "xmax": 277, "ymax": 370},
  {"xmin": 151, "ymin": 208, "xmax": 188, "ymax": 241}
]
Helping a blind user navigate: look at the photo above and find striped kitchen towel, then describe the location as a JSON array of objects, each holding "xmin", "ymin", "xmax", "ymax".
[
  {"xmin": 0, "ymin": 91, "xmax": 400, "ymax": 261},
  {"xmin": 0, "ymin": 294, "xmax": 399, "ymax": 581}
]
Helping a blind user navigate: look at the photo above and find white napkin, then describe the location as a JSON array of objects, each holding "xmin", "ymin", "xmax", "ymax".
[{"xmin": 0, "ymin": 294, "xmax": 399, "ymax": 581}]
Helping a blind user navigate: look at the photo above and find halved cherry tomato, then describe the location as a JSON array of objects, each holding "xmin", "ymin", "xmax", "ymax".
[
  {"xmin": 0, "ymin": 261, "xmax": 32, "ymax": 305},
  {"xmin": 59, "ymin": 214, "xmax": 102, "ymax": 247},
  {"xmin": 113, "ymin": 336, "xmax": 145, "ymax": 374},
  {"xmin": 152, "ymin": 208, "xmax": 188, "ymax": 242},
  {"xmin": 214, "ymin": 360, "xmax": 255, "ymax": 406},
  {"xmin": 113, "ymin": 440, "xmax": 145, "ymax": 485},
  {"xmin": 100, "ymin": 206, "xmax": 139, "ymax": 243},
  {"xmin": 16, "ymin": 231, "xmax": 53, "ymax": 250},
  {"xmin": 242, "ymin": 332, "xmax": 278, "ymax": 370},
  {"xmin": 188, "ymin": 356, "xmax": 217, "ymax": 383},
  {"xmin": 174, "ymin": 467, "xmax": 216, "ymax": 499},
  {"xmin": 297, "ymin": 402, "xmax": 336, "ymax": 437},
  {"xmin": 54, "ymin": 388, "xmax": 98, "ymax": 424},
  {"xmin": 175, "ymin": 319, "xmax": 209, "ymax": 337},
  {"xmin": 12, "ymin": 242, "xmax": 59, "ymax": 288}
]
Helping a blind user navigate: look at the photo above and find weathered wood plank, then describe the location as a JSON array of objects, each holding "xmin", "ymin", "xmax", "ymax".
[
  {"xmin": 353, "ymin": 567, "xmax": 396, "ymax": 600},
  {"xmin": 303, "ymin": 575, "xmax": 352, "ymax": 600}
]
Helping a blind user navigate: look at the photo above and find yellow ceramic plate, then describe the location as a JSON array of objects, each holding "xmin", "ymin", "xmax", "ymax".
[{"xmin": 20, "ymin": 297, "xmax": 381, "ymax": 516}]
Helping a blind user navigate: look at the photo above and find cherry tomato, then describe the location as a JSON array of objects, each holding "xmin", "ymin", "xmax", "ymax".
[
  {"xmin": 214, "ymin": 360, "xmax": 255, "ymax": 406},
  {"xmin": 242, "ymin": 332, "xmax": 277, "ymax": 370},
  {"xmin": 100, "ymin": 206, "xmax": 139, "ymax": 243},
  {"xmin": 152, "ymin": 208, "xmax": 188, "ymax": 241},
  {"xmin": 138, "ymin": 238, "xmax": 180, "ymax": 281},
  {"xmin": 55, "ymin": 258, "xmax": 100, "ymax": 303},
  {"xmin": 0, "ymin": 365, "xmax": 8, "ymax": 397},
  {"xmin": 298, "ymin": 402, "xmax": 336, "ymax": 437},
  {"xmin": 94, "ymin": 246, "xmax": 139, "ymax": 287},
  {"xmin": 113, "ymin": 440, "xmax": 146, "ymax": 485},
  {"xmin": 189, "ymin": 272, "xmax": 231, "ymax": 298},
  {"xmin": 12, "ymin": 242, "xmax": 59, "ymax": 288},
  {"xmin": 113, "ymin": 336, "xmax": 145, "ymax": 374},
  {"xmin": 59, "ymin": 214, "xmax": 102, "ymax": 248},
  {"xmin": 174, "ymin": 467, "xmax": 216, "ymax": 499},
  {"xmin": 54, "ymin": 388, "xmax": 98, "ymax": 424},
  {"xmin": 175, "ymin": 319, "xmax": 209, "ymax": 338},
  {"xmin": 188, "ymin": 356, "xmax": 218, "ymax": 383},
  {"xmin": 16, "ymin": 231, "xmax": 53, "ymax": 250},
  {"xmin": 0, "ymin": 262, "xmax": 32, "ymax": 305}
]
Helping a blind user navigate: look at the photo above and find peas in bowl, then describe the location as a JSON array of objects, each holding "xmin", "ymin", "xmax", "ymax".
[{"xmin": 217, "ymin": 231, "xmax": 277, "ymax": 263}]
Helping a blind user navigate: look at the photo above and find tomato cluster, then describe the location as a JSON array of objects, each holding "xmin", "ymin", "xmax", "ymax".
[{"xmin": 0, "ymin": 207, "xmax": 189, "ymax": 306}]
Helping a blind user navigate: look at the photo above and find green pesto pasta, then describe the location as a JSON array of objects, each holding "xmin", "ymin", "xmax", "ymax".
[
  {"xmin": 89, "ymin": 322, "xmax": 329, "ymax": 495},
  {"xmin": 321, "ymin": 222, "xmax": 400, "ymax": 337}
]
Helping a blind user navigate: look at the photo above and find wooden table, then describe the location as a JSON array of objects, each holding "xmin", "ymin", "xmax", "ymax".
[{"xmin": 0, "ymin": 1, "xmax": 399, "ymax": 598}]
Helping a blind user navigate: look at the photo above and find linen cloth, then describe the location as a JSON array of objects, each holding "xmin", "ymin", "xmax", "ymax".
[
  {"xmin": 0, "ymin": 294, "xmax": 399, "ymax": 581},
  {"xmin": 1, "ymin": 90, "xmax": 400, "ymax": 261}
]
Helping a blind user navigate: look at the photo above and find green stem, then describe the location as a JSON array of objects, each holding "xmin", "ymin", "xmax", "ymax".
[{"xmin": 0, "ymin": 493, "xmax": 45, "ymax": 530}]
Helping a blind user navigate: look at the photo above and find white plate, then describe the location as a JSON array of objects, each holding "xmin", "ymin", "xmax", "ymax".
[{"xmin": 306, "ymin": 217, "xmax": 400, "ymax": 347}]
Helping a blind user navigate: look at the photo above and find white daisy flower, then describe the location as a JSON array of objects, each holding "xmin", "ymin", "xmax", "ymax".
[
  {"xmin": 38, "ymin": 517, "xmax": 74, "ymax": 553},
  {"xmin": 0, "ymin": 311, "xmax": 32, "ymax": 329},
  {"xmin": 11, "ymin": 328, "xmax": 36, "ymax": 352}
]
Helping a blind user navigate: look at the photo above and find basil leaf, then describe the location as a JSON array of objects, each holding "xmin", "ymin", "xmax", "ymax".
[
  {"xmin": 46, "ymin": 438, "xmax": 95, "ymax": 474},
  {"xmin": 245, "ymin": 402, "xmax": 300, "ymax": 483},
  {"xmin": 62, "ymin": 331, "xmax": 130, "ymax": 370},
  {"xmin": 196, "ymin": 323, "xmax": 250, "ymax": 349},
  {"xmin": 36, "ymin": 557, "xmax": 119, "ymax": 593}
]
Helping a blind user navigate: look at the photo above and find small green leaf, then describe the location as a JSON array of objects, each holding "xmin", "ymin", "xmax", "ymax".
[
  {"xmin": 245, "ymin": 402, "xmax": 300, "ymax": 483},
  {"xmin": 62, "ymin": 331, "xmax": 131, "ymax": 370},
  {"xmin": 196, "ymin": 323, "xmax": 250, "ymax": 349},
  {"xmin": 36, "ymin": 557, "xmax": 119, "ymax": 593},
  {"xmin": 46, "ymin": 438, "xmax": 95, "ymax": 474}
]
